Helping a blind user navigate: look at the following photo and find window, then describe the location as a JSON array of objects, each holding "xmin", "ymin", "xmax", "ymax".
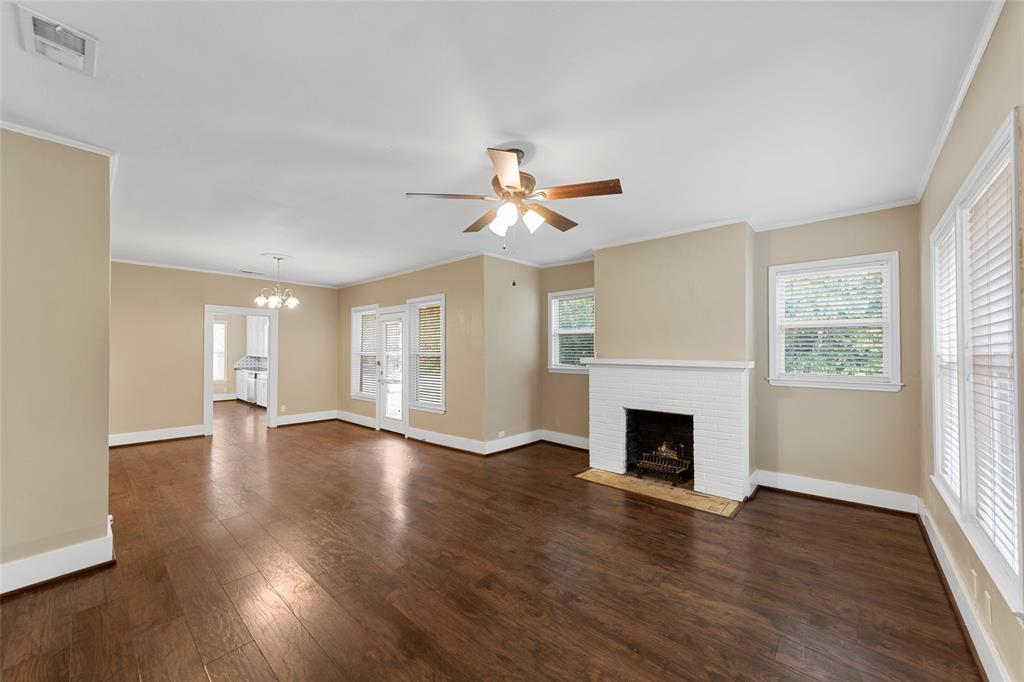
[
  {"xmin": 350, "ymin": 305, "xmax": 378, "ymax": 400},
  {"xmin": 212, "ymin": 320, "xmax": 226, "ymax": 382},
  {"xmin": 549, "ymin": 288, "xmax": 595, "ymax": 372},
  {"xmin": 929, "ymin": 111, "xmax": 1021, "ymax": 613},
  {"xmin": 409, "ymin": 295, "xmax": 444, "ymax": 412},
  {"xmin": 768, "ymin": 252, "xmax": 901, "ymax": 391}
]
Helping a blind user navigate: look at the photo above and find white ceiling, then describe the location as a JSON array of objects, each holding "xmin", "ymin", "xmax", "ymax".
[{"xmin": 1, "ymin": 1, "xmax": 998, "ymax": 286}]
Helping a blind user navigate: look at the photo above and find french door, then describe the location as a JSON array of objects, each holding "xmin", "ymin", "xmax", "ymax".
[{"xmin": 376, "ymin": 309, "xmax": 407, "ymax": 434}]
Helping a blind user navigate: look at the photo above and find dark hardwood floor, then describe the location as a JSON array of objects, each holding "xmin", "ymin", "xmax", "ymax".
[{"xmin": 1, "ymin": 400, "xmax": 979, "ymax": 680}]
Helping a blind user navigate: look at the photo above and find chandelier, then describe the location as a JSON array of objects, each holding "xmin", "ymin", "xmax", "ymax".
[{"xmin": 254, "ymin": 255, "xmax": 300, "ymax": 309}]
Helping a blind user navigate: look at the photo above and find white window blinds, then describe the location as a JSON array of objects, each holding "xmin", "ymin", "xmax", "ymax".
[
  {"xmin": 351, "ymin": 309, "xmax": 377, "ymax": 398},
  {"xmin": 769, "ymin": 253, "xmax": 900, "ymax": 390},
  {"xmin": 549, "ymin": 289, "xmax": 595, "ymax": 370},
  {"xmin": 934, "ymin": 220, "xmax": 961, "ymax": 500},
  {"xmin": 928, "ymin": 113, "xmax": 1021, "ymax": 611},
  {"xmin": 410, "ymin": 297, "xmax": 444, "ymax": 411},
  {"xmin": 965, "ymin": 160, "xmax": 1019, "ymax": 569}
]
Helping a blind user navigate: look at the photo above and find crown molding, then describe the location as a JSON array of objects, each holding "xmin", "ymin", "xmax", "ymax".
[
  {"xmin": 111, "ymin": 259, "xmax": 337, "ymax": 289},
  {"xmin": 593, "ymin": 218, "xmax": 752, "ymax": 252},
  {"xmin": 336, "ymin": 253, "xmax": 486, "ymax": 289},
  {"xmin": 750, "ymin": 198, "xmax": 918, "ymax": 232},
  {"xmin": 1, "ymin": 120, "xmax": 120, "ymax": 196},
  {"xmin": 481, "ymin": 251, "xmax": 542, "ymax": 268},
  {"xmin": 537, "ymin": 255, "xmax": 595, "ymax": 269},
  {"xmin": 914, "ymin": 0, "xmax": 1005, "ymax": 202}
]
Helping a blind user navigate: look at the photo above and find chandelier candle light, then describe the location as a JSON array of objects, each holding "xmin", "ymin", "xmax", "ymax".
[{"xmin": 254, "ymin": 255, "xmax": 300, "ymax": 310}]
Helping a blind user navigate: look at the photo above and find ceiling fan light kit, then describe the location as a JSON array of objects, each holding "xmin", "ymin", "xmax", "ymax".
[{"xmin": 407, "ymin": 146, "xmax": 622, "ymax": 235}]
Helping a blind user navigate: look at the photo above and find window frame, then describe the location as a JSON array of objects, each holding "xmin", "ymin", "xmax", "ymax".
[
  {"xmin": 212, "ymin": 320, "xmax": 227, "ymax": 382},
  {"xmin": 548, "ymin": 288, "xmax": 596, "ymax": 374},
  {"xmin": 407, "ymin": 293, "xmax": 446, "ymax": 414},
  {"xmin": 928, "ymin": 110, "xmax": 1023, "ymax": 614},
  {"xmin": 767, "ymin": 251, "xmax": 902, "ymax": 392},
  {"xmin": 350, "ymin": 304, "xmax": 379, "ymax": 402}
]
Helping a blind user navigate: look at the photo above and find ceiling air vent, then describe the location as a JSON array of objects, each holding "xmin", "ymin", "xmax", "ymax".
[{"xmin": 17, "ymin": 5, "xmax": 97, "ymax": 76}]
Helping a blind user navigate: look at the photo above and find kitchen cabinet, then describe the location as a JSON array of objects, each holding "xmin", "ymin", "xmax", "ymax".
[
  {"xmin": 246, "ymin": 316, "xmax": 269, "ymax": 357},
  {"xmin": 235, "ymin": 370, "xmax": 247, "ymax": 400},
  {"xmin": 255, "ymin": 374, "xmax": 268, "ymax": 407}
]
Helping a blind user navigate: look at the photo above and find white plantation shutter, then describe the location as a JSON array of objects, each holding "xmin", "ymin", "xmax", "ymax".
[
  {"xmin": 934, "ymin": 220, "xmax": 962, "ymax": 499},
  {"xmin": 769, "ymin": 253, "xmax": 900, "ymax": 389},
  {"xmin": 351, "ymin": 308, "xmax": 378, "ymax": 398},
  {"xmin": 965, "ymin": 160, "xmax": 1019, "ymax": 569},
  {"xmin": 410, "ymin": 297, "xmax": 444, "ymax": 410},
  {"xmin": 550, "ymin": 289, "xmax": 595, "ymax": 369}
]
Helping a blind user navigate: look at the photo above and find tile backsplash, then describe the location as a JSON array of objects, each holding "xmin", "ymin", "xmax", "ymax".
[{"xmin": 233, "ymin": 355, "xmax": 268, "ymax": 371}]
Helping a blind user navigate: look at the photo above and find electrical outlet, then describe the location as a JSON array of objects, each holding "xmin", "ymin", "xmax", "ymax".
[
  {"xmin": 498, "ymin": 430, "xmax": 506, "ymax": 438},
  {"xmin": 971, "ymin": 569, "xmax": 978, "ymax": 598},
  {"xmin": 984, "ymin": 590, "xmax": 992, "ymax": 625},
  {"xmin": 280, "ymin": 404, "xmax": 287, "ymax": 413}
]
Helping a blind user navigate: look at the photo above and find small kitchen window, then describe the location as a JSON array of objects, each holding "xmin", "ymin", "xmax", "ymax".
[{"xmin": 212, "ymin": 320, "xmax": 227, "ymax": 382}]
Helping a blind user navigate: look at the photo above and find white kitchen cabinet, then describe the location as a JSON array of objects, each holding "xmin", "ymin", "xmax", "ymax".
[
  {"xmin": 246, "ymin": 316, "xmax": 269, "ymax": 357},
  {"xmin": 255, "ymin": 374, "xmax": 268, "ymax": 407},
  {"xmin": 235, "ymin": 370, "xmax": 247, "ymax": 400}
]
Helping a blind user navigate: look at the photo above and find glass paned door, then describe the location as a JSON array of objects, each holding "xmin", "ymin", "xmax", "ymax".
[{"xmin": 377, "ymin": 311, "xmax": 406, "ymax": 433}]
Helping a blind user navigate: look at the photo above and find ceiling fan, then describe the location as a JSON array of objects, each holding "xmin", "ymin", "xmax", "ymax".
[{"xmin": 406, "ymin": 148, "xmax": 622, "ymax": 235}]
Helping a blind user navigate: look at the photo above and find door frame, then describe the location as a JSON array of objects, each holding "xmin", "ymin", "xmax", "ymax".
[
  {"xmin": 376, "ymin": 305, "xmax": 409, "ymax": 434},
  {"xmin": 203, "ymin": 304, "xmax": 279, "ymax": 434}
]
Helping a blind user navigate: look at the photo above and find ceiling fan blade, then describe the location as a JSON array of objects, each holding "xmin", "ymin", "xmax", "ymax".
[
  {"xmin": 534, "ymin": 179, "xmax": 622, "ymax": 201},
  {"xmin": 464, "ymin": 207, "xmax": 499, "ymax": 232},
  {"xmin": 531, "ymin": 204, "xmax": 578, "ymax": 231},
  {"xmin": 406, "ymin": 192, "xmax": 497, "ymax": 200},
  {"xmin": 487, "ymin": 148, "xmax": 522, "ymax": 190}
]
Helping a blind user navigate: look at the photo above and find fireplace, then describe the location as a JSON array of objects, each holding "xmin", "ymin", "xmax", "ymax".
[
  {"xmin": 625, "ymin": 409, "xmax": 694, "ymax": 485},
  {"xmin": 584, "ymin": 358, "xmax": 753, "ymax": 501}
]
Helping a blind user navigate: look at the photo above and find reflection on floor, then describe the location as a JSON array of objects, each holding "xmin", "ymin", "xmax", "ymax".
[
  {"xmin": 213, "ymin": 399, "xmax": 266, "ymax": 440},
  {"xmin": 0, "ymin": 409, "xmax": 980, "ymax": 680}
]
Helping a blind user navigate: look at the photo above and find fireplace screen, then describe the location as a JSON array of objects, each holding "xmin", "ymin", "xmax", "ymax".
[{"xmin": 625, "ymin": 409, "xmax": 694, "ymax": 485}]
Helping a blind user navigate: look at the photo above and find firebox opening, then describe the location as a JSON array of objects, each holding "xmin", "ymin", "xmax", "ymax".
[{"xmin": 625, "ymin": 409, "xmax": 695, "ymax": 487}]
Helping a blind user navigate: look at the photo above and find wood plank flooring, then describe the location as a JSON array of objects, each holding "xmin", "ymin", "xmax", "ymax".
[{"xmin": 1, "ymin": 400, "xmax": 979, "ymax": 680}]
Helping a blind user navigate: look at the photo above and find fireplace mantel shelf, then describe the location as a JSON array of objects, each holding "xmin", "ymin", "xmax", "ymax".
[{"xmin": 582, "ymin": 358, "xmax": 755, "ymax": 370}]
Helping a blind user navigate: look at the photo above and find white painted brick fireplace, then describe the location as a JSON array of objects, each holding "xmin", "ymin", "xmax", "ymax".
[{"xmin": 583, "ymin": 358, "xmax": 755, "ymax": 501}]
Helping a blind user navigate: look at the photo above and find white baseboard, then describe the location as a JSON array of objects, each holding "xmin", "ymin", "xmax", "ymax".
[
  {"xmin": 276, "ymin": 410, "xmax": 338, "ymax": 426},
  {"xmin": 406, "ymin": 426, "xmax": 486, "ymax": 454},
  {"xmin": 753, "ymin": 470, "xmax": 919, "ymax": 513},
  {"xmin": 484, "ymin": 430, "xmax": 541, "ymax": 455},
  {"xmin": 540, "ymin": 429, "xmax": 589, "ymax": 450},
  {"xmin": 0, "ymin": 515, "xmax": 113, "ymax": 594},
  {"xmin": 920, "ymin": 505, "xmax": 1011, "ymax": 681},
  {"xmin": 402, "ymin": 426, "xmax": 590, "ymax": 455},
  {"xmin": 213, "ymin": 393, "xmax": 236, "ymax": 402},
  {"xmin": 335, "ymin": 409, "xmax": 378, "ymax": 429},
  {"xmin": 109, "ymin": 424, "xmax": 205, "ymax": 447}
]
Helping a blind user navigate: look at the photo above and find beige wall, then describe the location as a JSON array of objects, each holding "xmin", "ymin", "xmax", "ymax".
[
  {"xmin": 917, "ymin": 3, "xmax": 1024, "ymax": 676},
  {"xmin": 1, "ymin": 131, "xmax": 110, "ymax": 562},
  {"xmin": 540, "ymin": 260, "xmax": 594, "ymax": 438},
  {"xmin": 594, "ymin": 222, "xmax": 754, "ymax": 361},
  {"xmin": 753, "ymin": 205, "xmax": 921, "ymax": 494},
  {"xmin": 483, "ymin": 257, "xmax": 541, "ymax": 440},
  {"xmin": 337, "ymin": 256, "xmax": 486, "ymax": 440},
  {"xmin": 212, "ymin": 314, "xmax": 246, "ymax": 395},
  {"xmin": 111, "ymin": 263, "xmax": 338, "ymax": 433}
]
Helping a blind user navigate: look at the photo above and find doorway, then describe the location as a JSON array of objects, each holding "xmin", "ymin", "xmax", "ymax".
[
  {"xmin": 203, "ymin": 304, "xmax": 279, "ymax": 435},
  {"xmin": 377, "ymin": 307, "xmax": 407, "ymax": 434}
]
